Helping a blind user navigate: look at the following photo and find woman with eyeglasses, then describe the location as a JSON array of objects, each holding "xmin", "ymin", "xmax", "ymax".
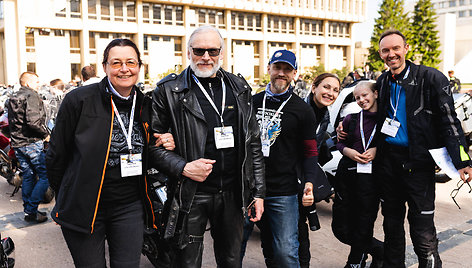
[{"xmin": 46, "ymin": 39, "xmax": 174, "ymax": 267}]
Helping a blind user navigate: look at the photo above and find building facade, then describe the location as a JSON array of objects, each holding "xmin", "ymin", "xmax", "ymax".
[
  {"xmin": 0, "ymin": 0, "xmax": 366, "ymax": 86},
  {"xmin": 433, "ymin": 0, "xmax": 472, "ymax": 83}
]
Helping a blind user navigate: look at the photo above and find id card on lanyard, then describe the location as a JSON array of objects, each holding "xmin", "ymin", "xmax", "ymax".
[
  {"xmin": 260, "ymin": 93, "xmax": 292, "ymax": 157},
  {"xmin": 192, "ymin": 74, "xmax": 234, "ymax": 149},
  {"xmin": 357, "ymin": 110, "xmax": 376, "ymax": 174},
  {"xmin": 111, "ymin": 93, "xmax": 143, "ymax": 177}
]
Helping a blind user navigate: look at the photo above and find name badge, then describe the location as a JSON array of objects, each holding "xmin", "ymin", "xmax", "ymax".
[
  {"xmin": 381, "ymin": 118, "xmax": 400, "ymax": 137},
  {"xmin": 357, "ymin": 162, "xmax": 372, "ymax": 174},
  {"xmin": 120, "ymin": 153, "xmax": 143, "ymax": 177},
  {"xmin": 214, "ymin": 126, "xmax": 234, "ymax": 149},
  {"xmin": 261, "ymin": 139, "xmax": 270, "ymax": 157}
]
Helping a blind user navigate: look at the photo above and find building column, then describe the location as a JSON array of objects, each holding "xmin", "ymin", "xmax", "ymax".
[
  {"xmin": 223, "ymin": 9, "xmax": 231, "ymax": 71},
  {"xmin": 135, "ymin": 0, "xmax": 145, "ymax": 82},
  {"xmin": 80, "ymin": 0, "xmax": 90, "ymax": 67},
  {"xmin": 260, "ymin": 13, "xmax": 268, "ymax": 80},
  {"xmin": 3, "ymin": 0, "xmax": 21, "ymax": 85},
  {"xmin": 182, "ymin": 5, "xmax": 192, "ymax": 68},
  {"xmin": 322, "ymin": 20, "xmax": 329, "ymax": 70}
]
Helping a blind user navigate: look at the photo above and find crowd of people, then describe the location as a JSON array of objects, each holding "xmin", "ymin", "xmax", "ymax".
[{"xmin": 4, "ymin": 25, "xmax": 471, "ymax": 268}]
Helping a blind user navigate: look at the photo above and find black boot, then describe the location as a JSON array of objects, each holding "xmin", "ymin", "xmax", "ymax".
[
  {"xmin": 418, "ymin": 252, "xmax": 442, "ymax": 268},
  {"xmin": 344, "ymin": 252, "xmax": 367, "ymax": 268}
]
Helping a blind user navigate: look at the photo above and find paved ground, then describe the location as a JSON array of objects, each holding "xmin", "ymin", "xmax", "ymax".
[{"xmin": 1, "ymin": 177, "xmax": 472, "ymax": 267}]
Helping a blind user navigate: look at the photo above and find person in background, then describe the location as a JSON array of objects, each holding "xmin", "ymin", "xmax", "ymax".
[
  {"xmin": 341, "ymin": 68, "xmax": 364, "ymax": 89},
  {"xmin": 448, "ymin": 70, "xmax": 461, "ymax": 93},
  {"xmin": 364, "ymin": 65, "xmax": 375, "ymax": 80},
  {"xmin": 49, "ymin": 79, "xmax": 65, "ymax": 96},
  {"xmin": 149, "ymin": 26, "xmax": 265, "ymax": 268},
  {"xmin": 333, "ymin": 81, "xmax": 383, "ymax": 268},
  {"xmin": 81, "ymin": 65, "xmax": 101, "ymax": 86},
  {"xmin": 46, "ymin": 39, "xmax": 174, "ymax": 268},
  {"xmin": 7, "ymin": 72, "xmax": 49, "ymax": 223},
  {"xmin": 241, "ymin": 49, "xmax": 317, "ymax": 268}
]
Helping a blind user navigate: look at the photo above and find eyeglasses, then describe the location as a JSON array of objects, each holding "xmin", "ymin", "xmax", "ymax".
[
  {"xmin": 450, "ymin": 179, "xmax": 472, "ymax": 209},
  {"xmin": 191, "ymin": 47, "xmax": 221, "ymax": 57},
  {"xmin": 107, "ymin": 60, "xmax": 139, "ymax": 69}
]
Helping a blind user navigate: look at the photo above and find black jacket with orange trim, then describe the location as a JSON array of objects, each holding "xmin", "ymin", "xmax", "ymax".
[{"xmin": 45, "ymin": 77, "xmax": 156, "ymax": 234}]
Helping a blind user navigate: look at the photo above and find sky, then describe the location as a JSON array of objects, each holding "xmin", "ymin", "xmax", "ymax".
[{"xmin": 353, "ymin": 0, "xmax": 416, "ymax": 44}]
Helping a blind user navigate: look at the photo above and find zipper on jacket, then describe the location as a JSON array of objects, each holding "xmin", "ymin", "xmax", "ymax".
[
  {"xmin": 241, "ymin": 92, "xmax": 252, "ymax": 215},
  {"xmin": 90, "ymin": 96, "xmax": 114, "ymax": 233},
  {"xmin": 142, "ymin": 119, "xmax": 157, "ymax": 229}
]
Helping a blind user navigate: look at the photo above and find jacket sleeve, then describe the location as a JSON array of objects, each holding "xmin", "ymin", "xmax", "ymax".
[
  {"xmin": 432, "ymin": 69, "xmax": 471, "ymax": 169},
  {"xmin": 148, "ymin": 85, "xmax": 187, "ymax": 180},
  {"xmin": 247, "ymin": 96, "xmax": 265, "ymax": 199},
  {"xmin": 45, "ymin": 93, "xmax": 80, "ymax": 194},
  {"xmin": 25, "ymin": 94, "xmax": 48, "ymax": 138}
]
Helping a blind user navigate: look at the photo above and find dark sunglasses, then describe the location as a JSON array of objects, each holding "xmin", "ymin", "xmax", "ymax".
[
  {"xmin": 450, "ymin": 179, "xmax": 472, "ymax": 209},
  {"xmin": 191, "ymin": 47, "xmax": 221, "ymax": 57}
]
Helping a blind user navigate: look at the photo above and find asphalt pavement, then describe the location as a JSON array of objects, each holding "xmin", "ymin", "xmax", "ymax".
[{"xmin": 1, "ymin": 177, "xmax": 472, "ymax": 267}]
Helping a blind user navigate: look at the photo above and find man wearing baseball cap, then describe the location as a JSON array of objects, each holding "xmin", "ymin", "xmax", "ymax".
[{"xmin": 240, "ymin": 49, "xmax": 319, "ymax": 267}]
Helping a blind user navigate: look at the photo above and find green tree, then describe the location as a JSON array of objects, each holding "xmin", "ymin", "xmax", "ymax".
[
  {"xmin": 368, "ymin": 0, "xmax": 409, "ymax": 71},
  {"xmin": 410, "ymin": 0, "xmax": 441, "ymax": 68}
]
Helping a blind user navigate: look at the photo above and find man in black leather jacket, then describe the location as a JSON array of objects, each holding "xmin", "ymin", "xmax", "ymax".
[
  {"xmin": 7, "ymin": 72, "xmax": 49, "ymax": 223},
  {"xmin": 149, "ymin": 26, "xmax": 265, "ymax": 268}
]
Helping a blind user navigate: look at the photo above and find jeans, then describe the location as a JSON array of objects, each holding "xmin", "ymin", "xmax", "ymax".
[
  {"xmin": 61, "ymin": 200, "xmax": 144, "ymax": 268},
  {"xmin": 14, "ymin": 141, "xmax": 49, "ymax": 215},
  {"xmin": 247, "ymin": 194, "xmax": 300, "ymax": 268}
]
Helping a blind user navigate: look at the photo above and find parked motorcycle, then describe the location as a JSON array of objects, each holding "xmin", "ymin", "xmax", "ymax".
[{"xmin": 0, "ymin": 234, "xmax": 15, "ymax": 268}]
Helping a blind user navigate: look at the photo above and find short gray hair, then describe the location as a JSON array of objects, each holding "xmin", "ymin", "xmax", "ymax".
[{"xmin": 187, "ymin": 26, "xmax": 224, "ymax": 52}]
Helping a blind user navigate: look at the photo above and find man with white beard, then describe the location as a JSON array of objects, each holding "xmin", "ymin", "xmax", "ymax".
[{"xmin": 149, "ymin": 26, "xmax": 265, "ymax": 268}]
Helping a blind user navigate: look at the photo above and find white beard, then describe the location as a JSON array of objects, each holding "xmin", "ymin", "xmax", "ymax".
[{"xmin": 190, "ymin": 59, "xmax": 221, "ymax": 78}]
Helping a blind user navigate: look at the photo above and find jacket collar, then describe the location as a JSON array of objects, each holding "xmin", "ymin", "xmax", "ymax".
[{"xmin": 387, "ymin": 60, "xmax": 418, "ymax": 87}]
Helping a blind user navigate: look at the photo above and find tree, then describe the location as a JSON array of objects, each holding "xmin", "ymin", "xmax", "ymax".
[
  {"xmin": 410, "ymin": 0, "xmax": 441, "ymax": 68},
  {"xmin": 368, "ymin": 0, "xmax": 409, "ymax": 71}
]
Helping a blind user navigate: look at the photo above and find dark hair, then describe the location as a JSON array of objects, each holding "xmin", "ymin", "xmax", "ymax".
[
  {"xmin": 102, "ymin": 39, "xmax": 142, "ymax": 67},
  {"xmin": 312, "ymin": 73, "xmax": 340, "ymax": 88},
  {"xmin": 81, "ymin": 65, "xmax": 96, "ymax": 81},
  {"xmin": 379, "ymin": 29, "xmax": 407, "ymax": 45}
]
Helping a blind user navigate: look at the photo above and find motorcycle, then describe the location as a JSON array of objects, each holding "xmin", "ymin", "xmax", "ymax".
[
  {"xmin": 0, "ymin": 234, "xmax": 15, "ymax": 268},
  {"xmin": 142, "ymin": 168, "xmax": 171, "ymax": 267}
]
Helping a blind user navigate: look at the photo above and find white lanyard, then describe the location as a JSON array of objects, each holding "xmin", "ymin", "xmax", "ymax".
[
  {"xmin": 389, "ymin": 66, "xmax": 410, "ymax": 120},
  {"xmin": 192, "ymin": 74, "xmax": 226, "ymax": 126},
  {"xmin": 111, "ymin": 93, "xmax": 137, "ymax": 153},
  {"xmin": 360, "ymin": 110, "xmax": 376, "ymax": 152},
  {"xmin": 261, "ymin": 92, "xmax": 292, "ymax": 135}
]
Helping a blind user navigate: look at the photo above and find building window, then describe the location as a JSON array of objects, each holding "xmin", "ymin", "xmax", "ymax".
[
  {"xmin": 459, "ymin": 0, "xmax": 465, "ymax": 5},
  {"xmin": 231, "ymin": 12, "xmax": 262, "ymax": 31},
  {"xmin": 458, "ymin": 10, "xmax": 466, "ymax": 17},
  {"xmin": 300, "ymin": 19, "xmax": 324, "ymax": 36},
  {"xmin": 27, "ymin": 62, "xmax": 36, "ymax": 73},
  {"xmin": 126, "ymin": 1, "xmax": 136, "ymax": 22},
  {"xmin": 71, "ymin": 63, "xmax": 81, "ymax": 81},
  {"xmin": 39, "ymin": 28, "xmax": 51, "ymax": 36},
  {"xmin": 0, "ymin": 0, "xmax": 3, "ymax": 19},
  {"xmin": 55, "ymin": 0, "xmax": 81, "ymax": 18},
  {"xmin": 101, "ymin": 0, "xmax": 110, "ymax": 20},
  {"xmin": 70, "ymin": 30, "xmax": 80, "ymax": 54},
  {"xmin": 267, "ymin": 15, "xmax": 295, "ymax": 34},
  {"xmin": 190, "ymin": 8, "xmax": 225, "ymax": 28},
  {"xmin": 88, "ymin": 0, "xmax": 97, "ymax": 19},
  {"xmin": 25, "ymin": 28, "xmax": 35, "ymax": 52},
  {"xmin": 328, "ymin": 22, "xmax": 350, "ymax": 38},
  {"xmin": 143, "ymin": 3, "xmax": 183, "ymax": 26},
  {"xmin": 115, "ymin": 0, "xmax": 124, "ymax": 21},
  {"xmin": 89, "ymin": 32, "xmax": 96, "ymax": 54},
  {"xmin": 469, "ymin": 10, "xmax": 472, "ymax": 16},
  {"xmin": 449, "ymin": 0, "xmax": 456, "ymax": 7}
]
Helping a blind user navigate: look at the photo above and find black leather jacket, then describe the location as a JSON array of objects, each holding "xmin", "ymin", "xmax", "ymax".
[
  {"xmin": 7, "ymin": 86, "xmax": 48, "ymax": 148},
  {"xmin": 149, "ymin": 67, "xmax": 265, "ymax": 247},
  {"xmin": 376, "ymin": 61, "xmax": 471, "ymax": 170}
]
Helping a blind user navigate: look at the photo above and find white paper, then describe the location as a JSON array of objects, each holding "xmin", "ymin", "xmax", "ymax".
[{"xmin": 428, "ymin": 147, "xmax": 460, "ymax": 180}]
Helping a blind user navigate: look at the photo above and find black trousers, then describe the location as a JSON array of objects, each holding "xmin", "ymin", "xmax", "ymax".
[
  {"xmin": 61, "ymin": 200, "xmax": 144, "ymax": 268},
  {"xmin": 172, "ymin": 190, "xmax": 244, "ymax": 268},
  {"xmin": 377, "ymin": 144, "xmax": 441, "ymax": 268},
  {"xmin": 331, "ymin": 157, "xmax": 381, "ymax": 264}
]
